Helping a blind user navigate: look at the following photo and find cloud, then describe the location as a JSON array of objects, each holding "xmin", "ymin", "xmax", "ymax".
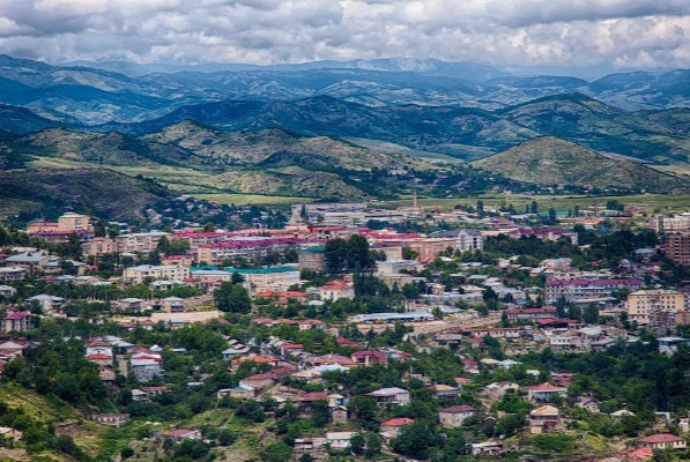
[{"xmin": 0, "ymin": 0, "xmax": 688, "ymax": 69}]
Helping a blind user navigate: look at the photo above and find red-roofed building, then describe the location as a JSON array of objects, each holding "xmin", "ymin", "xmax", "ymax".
[
  {"xmin": 352, "ymin": 350, "xmax": 387, "ymax": 366},
  {"xmin": 380, "ymin": 418, "xmax": 414, "ymax": 437},
  {"xmin": 319, "ymin": 280, "xmax": 355, "ymax": 301},
  {"xmin": 161, "ymin": 429, "xmax": 202, "ymax": 443},
  {"xmin": 527, "ymin": 383, "xmax": 568, "ymax": 403},
  {"xmin": 637, "ymin": 433, "xmax": 686, "ymax": 450}
]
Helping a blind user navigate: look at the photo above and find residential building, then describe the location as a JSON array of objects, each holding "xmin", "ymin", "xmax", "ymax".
[
  {"xmin": 94, "ymin": 413, "xmax": 130, "ymax": 427},
  {"xmin": 456, "ymin": 229, "xmax": 483, "ymax": 252},
  {"xmin": 506, "ymin": 307, "xmax": 557, "ymax": 322},
  {"xmin": 636, "ymin": 433, "xmax": 687, "ymax": 450},
  {"xmin": 545, "ymin": 278, "xmax": 644, "ymax": 303},
  {"xmin": 529, "ymin": 405, "xmax": 560, "ymax": 434},
  {"xmin": 0, "ymin": 267, "xmax": 27, "ymax": 282},
  {"xmin": 366, "ymin": 387, "xmax": 410, "ymax": 406},
  {"xmin": 225, "ymin": 266, "xmax": 301, "ymax": 293},
  {"xmin": 161, "ymin": 429, "xmax": 202, "ymax": 443},
  {"xmin": 527, "ymin": 383, "xmax": 568, "ymax": 403},
  {"xmin": 627, "ymin": 290, "xmax": 686, "ymax": 326},
  {"xmin": 298, "ymin": 246, "xmax": 327, "ymax": 272},
  {"xmin": 123, "ymin": 265, "xmax": 191, "ymax": 284},
  {"xmin": 115, "ymin": 231, "xmax": 170, "ymax": 254},
  {"xmin": 4, "ymin": 251, "xmax": 51, "ymax": 274},
  {"xmin": 664, "ymin": 232, "xmax": 690, "ymax": 266},
  {"xmin": 380, "ymin": 417, "xmax": 414, "ymax": 437},
  {"xmin": 319, "ymin": 280, "xmax": 355, "ymax": 301},
  {"xmin": 439, "ymin": 405, "xmax": 476, "ymax": 427}
]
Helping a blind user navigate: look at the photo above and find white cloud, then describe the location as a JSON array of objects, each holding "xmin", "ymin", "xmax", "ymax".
[{"xmin": 0, "ymin": 0, "xmax": 688, "ymax": 69}]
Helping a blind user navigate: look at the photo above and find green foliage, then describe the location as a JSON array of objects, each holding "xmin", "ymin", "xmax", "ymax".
[
  {"xmin": 214, "ymin": 281, "xmax": 251, "ymax": 313},
  {"xmin": 532, "ymin": 433, "xmax": 574, "ymax": 453}
]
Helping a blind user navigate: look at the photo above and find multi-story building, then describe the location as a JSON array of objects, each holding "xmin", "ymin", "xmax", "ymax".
[
  {"xmin": 664, "ymin": 232, "xmax": 690, "ymax": 266},
  {"xmin": 27, "ymin": 213, "xmax": 95, "ymax": 243},
  {"xmin": 545, "ymin": 278, "xmax": 644, "ymax": 303},
  {"xmin": 298, "ymin": 246, "xmax": 327, "ymax": 272},
  {"xmin": 123, "ymin": 265, "xmax": 191, "ymax": 284},
  {"xmin": 83, "ymin": 237, "xmax": 117, "ymax": 257},
  {"xmin": 195, "ymin": 238, "xmax": 309, "ymax": 266},
  {"xmin": 457, "ymin": 229, "xmax": 484, "ymax": 252},
  {"xmin": 226, "ymin": 266, "xmax": 301, "ymax": 293},
  {"xmin": 115, "ymin": 232, "xmax": 170, "ymax": 254},
  {"xmin": 627, "ymin": 290, "xmax": 686, "ymax": 326},
  {"xmin": 648, "ymin": 214, "xmax": 690, "ymax": 233}
]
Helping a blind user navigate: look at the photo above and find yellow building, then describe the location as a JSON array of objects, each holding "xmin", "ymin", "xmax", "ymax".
[{"xmin": 627, "ymin": 290, "xmax": 686, "ymax": 326}]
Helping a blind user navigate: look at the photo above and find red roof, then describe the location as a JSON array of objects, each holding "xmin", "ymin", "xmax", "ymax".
[
  {"xmin": 529, "ymin": 382, "xmax": 566, "ymax": 391},
  {"xmin": 381, "ymin": 417, "xmax": 414, "ymax": 427},
  {"xmin": 637, "ymin": 433, "xmax": 684, "ymax": 444},
  {"xmin": 299, "ymin": 391, "xmax": 328, "ymax": 402},
  {"xmin": 281, "ymin": 343, "xmax": 304, "ymax": 350},
  {"xmin": 442, "ymin": 405, "xmax": 476, "ymax": 413},
  {"xmin": 164, "ymin": 429, "xmax": 198, "ymax": 437}
]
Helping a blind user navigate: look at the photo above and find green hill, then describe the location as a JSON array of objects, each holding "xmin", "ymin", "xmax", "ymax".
[
  {"xmin": 0, "ymin": 168, "xmax": 171, "ymax": 222},
  {"xmin": 472, "ymin": 136, "xmax": 690, "ymax": 194}
]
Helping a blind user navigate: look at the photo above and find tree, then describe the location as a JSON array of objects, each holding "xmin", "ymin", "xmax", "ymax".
[
  {"xmin": 348, "ymin": 396, "xmax": 379, "ymax": 431},
  {"xmin": 392, "ymin": 422, "xmax": 438, "ymax": 459},
  {"xmin": 583, "ymin": 303, "xmax": 599, "ymax": 324},
  {"xmin": 531, "ymin": 200, "xmax": 539, "ymax": 214},
  {"xmin": 215, "ymin": 282, "xmax": 251, "ymax": 313},
  {"xmin": 312, "ymin": 400, "xmax": 330, "ymax": 427},
  {"xmin": 347, "ymin": 234, "xmax": 372, "ymax": 270},
  {"xmin": 325, "ymin": 238, "xmax": 348, "ymax": 274}
]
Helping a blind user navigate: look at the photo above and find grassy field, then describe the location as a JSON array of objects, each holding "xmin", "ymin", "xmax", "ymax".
[
  {"xmin": 29, "ymin": 157, "xmax": 221, "ymax": 193},
  {"xmin": 196, "ymin": 193, "xmax": 313, "ymax": 206},
  {"xmin": 383, "ymin": 193, "xmax": 690, "ymax": 214}
]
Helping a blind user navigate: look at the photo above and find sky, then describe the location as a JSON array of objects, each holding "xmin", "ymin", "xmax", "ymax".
[{"xmin": 0, "ymin": 0, "xmax": 689, "ymax": 71}]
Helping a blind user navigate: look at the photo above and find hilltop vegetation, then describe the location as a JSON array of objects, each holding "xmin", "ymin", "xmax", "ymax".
[
  {"xmin": 473, "ymin": 137, "xmax": 690, "ymax": 194},
  {"xmin": 0, "ymin": 168, "xmax": 171, "ymax": 222}
]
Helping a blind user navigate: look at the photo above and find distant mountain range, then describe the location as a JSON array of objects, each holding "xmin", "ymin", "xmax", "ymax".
[
  {"xmin": 3, "ymin": 53, "xmax": 690, "ymax": 220},
  {"xmin": 2, "ymin": 55, "xmax": 690, "ymax": 126}
]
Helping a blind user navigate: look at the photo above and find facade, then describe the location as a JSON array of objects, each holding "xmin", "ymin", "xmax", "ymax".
[
  {"xmin": 545, "ymin": 278, "xmax": 644, "ymax": 303},
  {"xmin": 664, "ymin": 232, "xmax": 690, "ymax": 266},
  {"xmin": 83, "ymin": 237, "xmax": 117, "ymax": 257},
  {"xmin": 529, "ymin": 405, "xmax": 560, "ymax": 434},
  {"xmin": 366, "ymin": 387, "xmax": 410, "ymax": 406},
  {"xmin": 439, "ymin": 405, "xmax": 476, "ymax": 427},
  {"xmin": 627, "ymin": 290, "xmax": 686, "ymax": 326},
  {"xmin": 637, "ymin": 433, "xmax": 687, "ymax": 450},
  {"xmin": 0, "ymin": 267, "xmax": 27, "ymax": 282},
  {"xmin": 226, "ymin": 266, "xmax": 301, "ymax": 293},
  {"xmin": 527, "ymin": 383, "xmax": 568, "ymax": 403},
  {"xmin": 94, "ymin": 413, "xmax": 130, "ymax": 427},
  {"xmin": 456, "ymin": 229, "xmax": 484, "ymax": 252},
  {"xmin": 116, "ymin": 232, "xmax": 170, "ymax": 254},
  {"xmin": 298, "ymin": 246, "xmax": 327, "ymax": 272},
  {"xmin": 506, "ymin": 307, "xmax": 557, "ymax": 322},
  {"xmin": 123, "ymin": 265, "xmax": 191, "ymax": 284}
]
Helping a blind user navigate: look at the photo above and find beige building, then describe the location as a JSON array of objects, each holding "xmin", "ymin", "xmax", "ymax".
[
  {"xmin": 116, "ymin": 232, "xmax": 170, "ymax": 254},
  {"xmin": 83, "ymin": 237, "xmax": 117, "ymax": 257},
  {"xmin": 123, "ymin": 265, "xmax": 191, "ymax": 284},
  {"xmin": 58, "ymin": 213, "xmax": 94, "ymax": 233},
  {"xmin": 227, "ymin": 266, "xmax": 301, "ymax": 293},
  {"xmin": 627, "ymin": 290, "xmax": 686, "ymax": 326}
]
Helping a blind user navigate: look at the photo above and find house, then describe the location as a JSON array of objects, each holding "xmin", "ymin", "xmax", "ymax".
[
  {"xmin": 298, "ymin": 391, "xmax": 328, "ymax": 414},
  {"xmin": 0, "ymin": 267, "xmax": 27, "ymax": 282},
  {"xmin": 380, "ymin": 417, "xmax": 414, "ymax": 437},
  {"xmin": 576, "ymin": 396, "xmax": 600, "ymax": 413},
  {"xmin": 366, "ymin": 387, "xmax": 410, "ymax": 406},
  {"xmin": 131, "ymin": 389, "xmax": 149, "ymax": 402},
  {"xmin": 94, "ymin": 413, "xmax": 130, "ymax": 427},
  {"xmin": 218, "ymin": 385, "xmax": 255, "ymax": 400},
  {"xmin": 280, "ymin": 343, "xmax": 304, "ymax": 356},
  {"xmin": 319, "ymin": 280, "xmax": 355, "ymax": 301},
  {"xmin": 471, "ymin": 440, "xmax": 503, "ymax": 456},
  {"xmin": 118, "ymin": 298, "xmax": 147, "ymax": 312},
  {"xmin": 483, "ymin": 381, "xmax": 520, "ymax": 401},
  {"xmin": 4, "ymin": 251, "xmax": 51, "ymax": 274},
  {"xmin": 161, "ymin": 297, "xmax": 186, "ymax": 313},
  {"xmin": 130, "ymin": 359, "xmax": 164, "ymax": 383},
  {"xmin": 352, "ymin": 349, "xmax": 388, "ymax": 366},
  {"xmin": 331, "ymin": 406, "xmax": 348, "ymax": 424},
  {"xmin": 26, "ymin": 294, "xmax": 65, "ymax": 313},
  {"xmin": 636, "ymin": 433, "xmax": 687, "ymax": 450},
  {"xmin": 162, "ymin": 429, "xmax": 202, "ymax": 443},
  {"xmin": 240, "ymin": 373, "xmax": 277, "ymax": 390},
  {"xmin": 506, "ymin": 307, "xmax": 557, "ymax": 322},
  {"xmin": 0, "ymin": 285, "xmax": 16, "ymax": 298},
  {"xmin": 529, "ymin": 405, "xmax": 560, "ymax": 434},
  {"xmin": 1, "ymin": 310, "xmax": 31, "ymax": 333},
  {"xmin": 527, "ymin": 383, "xmax": 568, "ymax": 403},
  {"xmin": 326, "ymin": 432, "xmax": 355, "ymax": 450},
  {"xmin": 142, "ymin": 386, "xmax": 168, "ymax": 396},
  {"xmin": 439, "ymin": 405, "xmax": 477, "ymax": 427},
  {"xmin": 429, "ymin": 384, "xmax": 459, "ymax": 398}
]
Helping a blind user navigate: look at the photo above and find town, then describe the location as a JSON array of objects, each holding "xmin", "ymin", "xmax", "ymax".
[{"xmin": 1, "ymin": 196, "xmax": 690, "ymax": 462}]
